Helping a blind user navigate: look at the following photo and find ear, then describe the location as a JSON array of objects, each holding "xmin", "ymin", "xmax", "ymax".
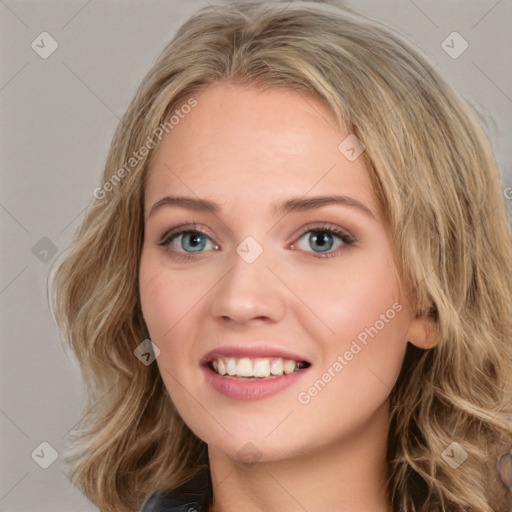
[{"xmin": 406, "ymin": 313, "xmax": 438, "ymax": 349}]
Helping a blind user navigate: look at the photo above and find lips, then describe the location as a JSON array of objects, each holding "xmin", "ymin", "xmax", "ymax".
[{"xmin": 200, "ymin": 344, "xmax": 312, "ymax": 399}]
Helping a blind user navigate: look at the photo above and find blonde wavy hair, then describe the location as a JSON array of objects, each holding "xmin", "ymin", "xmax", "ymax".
[{"xmin": 49, "ymin": 1, "xmax": 512, "ymax": 511}]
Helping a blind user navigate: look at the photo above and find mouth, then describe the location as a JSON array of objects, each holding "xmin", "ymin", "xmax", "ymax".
[
  {"xmin": 205, "ymin": 356, "xmax": 311, "ymax": 379},
  {"xmin": 201, "ymin": 346, "xmax": 312, "ymax": 400}
]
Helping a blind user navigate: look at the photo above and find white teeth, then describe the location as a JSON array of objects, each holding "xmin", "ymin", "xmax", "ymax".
[
  {"xmin": 237, "ymin": 358, "xmax": 253, "ymax": 377},
  {"xmin": 210, "ymin": 357, "xmax": 307, "ymax": 378},
  {"xmin": 270, "ymin": 358, "xmax": 283, "ymax": 375},
  {"xmin": 253, "ymin": 359, "xmax": 270, "ymax": 378},
  {"xmin": 226, "ymin": 358, "xmax": 237, "ymax": 376},
  {"xmin": 283, "ymin": 359, "xmax": 296, "ymax": 374}
]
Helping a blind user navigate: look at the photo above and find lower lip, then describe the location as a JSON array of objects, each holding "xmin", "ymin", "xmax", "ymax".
[{"xmin": 202, "ymin": 364, "xmax": 311, "ymax": 401}]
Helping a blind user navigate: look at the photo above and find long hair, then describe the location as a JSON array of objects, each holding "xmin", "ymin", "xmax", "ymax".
[{"xmin": 48, "ymin": 1, "xmax": 512, "ymax": 510}]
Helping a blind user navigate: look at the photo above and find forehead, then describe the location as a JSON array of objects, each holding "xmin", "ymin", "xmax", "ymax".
[{"xmin": 144, "ymin": 82, "xmax": 377, "ymax": 218}]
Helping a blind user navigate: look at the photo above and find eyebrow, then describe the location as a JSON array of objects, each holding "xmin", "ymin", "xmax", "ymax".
[{"xmin": 147, "ymin": 194, "xmax": 376, "ymax": 219}]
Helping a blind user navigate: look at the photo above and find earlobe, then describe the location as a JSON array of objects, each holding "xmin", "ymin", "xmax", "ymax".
[{"xmin": 407, "ymin": 314, "xmax": 439, "ymax": 349}]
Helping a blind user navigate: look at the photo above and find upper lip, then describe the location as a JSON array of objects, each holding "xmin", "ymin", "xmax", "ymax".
[{"xmin": 201, "ymin": 344, "xmax": 311, "ymax": 365}]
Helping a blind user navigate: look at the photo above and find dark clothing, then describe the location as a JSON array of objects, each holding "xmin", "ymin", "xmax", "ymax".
[
  {"xmin": 141, "ymin": 463, "xmax": 212, "ymax": 512},
  {"xmin": 141, "ymin": 460, "xmax": 428, "ymax": 511}
]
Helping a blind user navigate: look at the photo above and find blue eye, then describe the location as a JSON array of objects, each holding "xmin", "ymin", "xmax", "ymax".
[
  {"xmin": 158, "ymin": 223, "xmax": 355, "ymax": 261},
  {"xmin": 299, "ymin": 231, "xmax": 337, "ymax": 253},
  {"xmin": 177, "ymin": 231, "xmax": 208, "ymax": 252},
  {"xmin": 295, "ymin": 227, "xmax": 354, "ymax": 257},
  {"xmin": 159, "ymin": 228, "xmax": 218, "ymax": 259}
]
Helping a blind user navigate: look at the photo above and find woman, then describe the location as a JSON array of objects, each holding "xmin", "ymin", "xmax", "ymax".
[{"xmin": 49, "ymin": 1, "xmax": 512, "ymax": 511}]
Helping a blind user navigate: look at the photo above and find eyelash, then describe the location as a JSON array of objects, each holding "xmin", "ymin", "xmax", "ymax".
[{"xmin": 158, "ymin": 221, "xmax": 356, "ymax": 262}]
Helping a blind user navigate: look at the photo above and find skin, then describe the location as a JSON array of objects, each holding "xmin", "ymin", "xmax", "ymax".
[{"xmin": 139, "ymin": 82, "xmax": 435, "ymax": 512}]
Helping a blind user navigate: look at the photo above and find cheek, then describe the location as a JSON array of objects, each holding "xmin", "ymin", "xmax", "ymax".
[
  {"xmin": 139, "ymin": 254, "xmax": 197, "ymax": 409},
  {"xmin": 139, "ymin": 250, "xmax": 205, "ymax": 340},
  {"xmin": 292, "ymin": 249, "xmax": 407, "ymax": 406},
  {"xmin": 294, "ymin": 295, "xmax": 407, "ymax": 444},
  {"xmin": 139, "ymin": 254, "xmax": 172, "ymax": 338},
  {"xmin": 291, "ymin": 248, "xmax": 404, "ymax": 344},
  {"xmin": 139, "ymin": 250, "xmax": 208, "ymax": 382}
]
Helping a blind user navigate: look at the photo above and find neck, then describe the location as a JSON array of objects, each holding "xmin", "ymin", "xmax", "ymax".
[{"xmin": 208, "ymin": 402, "xmax": 392, "ymax": 512}]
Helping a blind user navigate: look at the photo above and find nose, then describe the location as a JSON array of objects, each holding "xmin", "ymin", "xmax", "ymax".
[{"xmin": 208, "ymin": 244, "xmax": 287, "ymax": 326}]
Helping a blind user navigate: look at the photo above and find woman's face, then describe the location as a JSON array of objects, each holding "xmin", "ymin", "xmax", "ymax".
[{"xmin": 139, "ymin": 82, "xmax": 424, "ymax": 463}]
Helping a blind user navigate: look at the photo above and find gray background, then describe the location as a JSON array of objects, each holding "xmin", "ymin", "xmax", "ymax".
[{"xmin": 1, "ymin": 1, "xmax": 511, "ymax": 510}]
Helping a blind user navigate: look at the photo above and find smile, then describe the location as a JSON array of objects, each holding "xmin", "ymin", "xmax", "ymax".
[
  {"xmin": 209, "ymin": 356, "xmax": 310, "ymax": 379},
  {"xmin": 203, "ymin": 357, "xmax": 312, "ymax": 401}
]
